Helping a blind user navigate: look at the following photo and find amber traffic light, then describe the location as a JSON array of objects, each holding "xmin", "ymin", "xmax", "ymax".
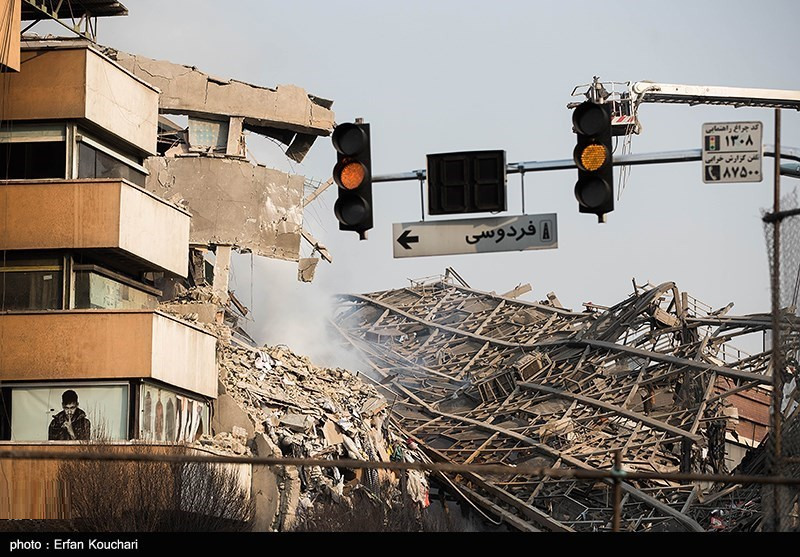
[
  {"xmin": 573, "ymin": 101, "xmax": 614, "ymax": 223},
  {"xmin": 332, "ymin": 122, "xmax": 372, "ymax": 239}
]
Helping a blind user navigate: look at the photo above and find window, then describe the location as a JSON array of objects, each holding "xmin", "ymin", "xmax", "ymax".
[
  {"xmin": 73, "ymin": 266, "xmax": 159, "ymax": 310},
  {"xmin": 0, "ymin": 253, "xmax": 63, "ymax": 310},
  {"xmin": 139, "ymin": 383, "xmax": 209, "ymax": 443},
  {"xmin": 77, "ymin": 141, "xmax": 146, "ymax": 187},
  {"xmin": 3, "ymin": 383, "xmax": 130, "ymax": 442},
  {"xmin": 0, "ymin": 141, "xmax": 66, "ymax": 179}
]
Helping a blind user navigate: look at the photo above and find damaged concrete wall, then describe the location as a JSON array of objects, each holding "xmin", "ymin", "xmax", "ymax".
[
  {"xmin": 145, "ymin": 156, "xmax": 304, "ymax": 261},
  {"xmin": 297, "ymin": 257, "xmax": 319, "ymax": 283},
  {"xmin": 106, "ymin": 49, "xmax": 334, "ymax": 163},
  {"xmin": 100, "ymin": 46, "xmax": 336, "ymax": 264}
]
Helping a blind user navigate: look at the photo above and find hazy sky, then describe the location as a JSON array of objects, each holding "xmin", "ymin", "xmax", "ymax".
[{"xmin": 33, "ymin": 1, "xmax": 800, "ymax": 362}]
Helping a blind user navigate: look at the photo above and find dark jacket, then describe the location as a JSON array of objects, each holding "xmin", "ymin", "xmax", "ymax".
[{"xmin": 48, "ymin": 408, "xmax": 91, "ymax": 440}]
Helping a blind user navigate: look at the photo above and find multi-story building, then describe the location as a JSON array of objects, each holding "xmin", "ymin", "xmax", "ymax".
[{"xmin": 0, "ymin": 1, "xmax": 335, "ymax": 523}]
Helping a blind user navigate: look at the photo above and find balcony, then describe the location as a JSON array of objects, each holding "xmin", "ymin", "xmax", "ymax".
[
  {"xmin": 0, "ymin": 310, "xmax": 218, "ymax": 398},
  {"xmin": 0, "ymin": 178, "xmax": 190, "ymax": 277},
  {"xmin": 0, "ymin": 44, "xmax": 159, "ymax": 157}
]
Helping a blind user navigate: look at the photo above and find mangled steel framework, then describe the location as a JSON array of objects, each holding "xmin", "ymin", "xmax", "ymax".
[{"xmin": 330, "ymin": 274, "xmax": 794, "ymax": 532}]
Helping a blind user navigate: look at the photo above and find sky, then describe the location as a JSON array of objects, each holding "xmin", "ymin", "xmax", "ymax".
[{"xmin": 30, "ymin": 1, "xmax": 800, "ymax": 364}]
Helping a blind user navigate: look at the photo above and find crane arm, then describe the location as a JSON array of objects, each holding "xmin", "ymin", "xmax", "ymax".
[{"xmin": 630, "ymin": 81, "xmax": 800, "ymax": 111}]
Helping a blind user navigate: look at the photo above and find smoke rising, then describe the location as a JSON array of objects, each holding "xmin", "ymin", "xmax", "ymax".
[{"xmin": 230, "ymin": 255, "xmax": 370, "ymax": 375}]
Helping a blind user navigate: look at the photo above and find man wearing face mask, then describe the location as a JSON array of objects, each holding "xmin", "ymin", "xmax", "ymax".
[{"xmin": 48, "ymin": 389, "xmax": 91, "ymax": 441}]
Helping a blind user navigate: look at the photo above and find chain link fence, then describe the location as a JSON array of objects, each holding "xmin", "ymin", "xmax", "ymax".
[{"xmin": 762, "ymin": 186, "xmax": 800, "ymax": 531}]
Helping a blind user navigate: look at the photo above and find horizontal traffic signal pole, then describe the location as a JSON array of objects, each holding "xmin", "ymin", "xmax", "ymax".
[{"xmin": 371, "ymin": 145, "xmax": 800, "ymax": 183}]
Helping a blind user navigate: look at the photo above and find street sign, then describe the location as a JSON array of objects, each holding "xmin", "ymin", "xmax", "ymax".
[
  {"xmin": 702, "ymin": 121, "xmax": 763, "ymax": 183},
  {"xmin": 392, "ymin": 213, "xmax": 557, "ymax": 258}
]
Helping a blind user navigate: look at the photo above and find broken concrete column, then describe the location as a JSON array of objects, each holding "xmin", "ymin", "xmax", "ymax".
[
  {"xmin": 251, "ymin": 433, "xmax": 302, "ymax": 532},
  {"xmin": 212, "ymin": 245, "xmax": 232, "ymax": 323},
  {"xmin": 251, "ymin": 433, "xmax": 296, "ymax": 532},
  {"xmin": 226, "ymin": 116, "xmax": 245, "ymax": 157}
]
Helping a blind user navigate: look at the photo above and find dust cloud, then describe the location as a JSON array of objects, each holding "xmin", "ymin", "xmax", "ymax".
[{"xmin": 230, "ymin": 255, "xmax": 370, "ymax": 376}]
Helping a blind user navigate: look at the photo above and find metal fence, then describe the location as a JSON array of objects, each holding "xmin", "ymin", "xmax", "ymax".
[{"xmin": 762, "ymin": 179, "xmax": 800, "ymax": 531}]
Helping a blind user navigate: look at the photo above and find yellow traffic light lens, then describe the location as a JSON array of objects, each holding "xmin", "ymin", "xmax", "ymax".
[
  {"xmin": 578, "ymin": 143, "xmax": 609, "ymax": 172},
  {"xmin": 336, "ymin": 160, "xmax": 367, "ymax": 190}
]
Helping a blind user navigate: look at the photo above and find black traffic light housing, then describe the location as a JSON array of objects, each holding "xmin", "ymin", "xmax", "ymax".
[
  {"xmin": 332, "ymin": 122, "xmax": 372, "ymax": 239},
  {"xmin": 572, "ymin": 101, "xmax": 614, "ymax": 223}
]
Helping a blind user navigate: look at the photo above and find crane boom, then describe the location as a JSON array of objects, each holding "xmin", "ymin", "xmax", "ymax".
[{"xmin": 630, "ymin": 81, "xmax": 800, "ymax": 111}]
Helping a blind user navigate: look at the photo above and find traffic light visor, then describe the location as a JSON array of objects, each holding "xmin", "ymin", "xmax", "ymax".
[
  {"xmin": 332, "ymin": 123, "xmax": 368, "ymax": 156},
  {"xmin": 572, "ymin": 102, "xmax": 611, "ymax": 136},
  {"xmin": 574, "ymin": 143, "xmax": 610, "ymax": 172},
  {"xmin": 334, "ymin": 195, "xmax": 370, "ymax": 226},
  {"xmin": 575, "ymin": 176, "xmax": 612, "ymax": 210}
]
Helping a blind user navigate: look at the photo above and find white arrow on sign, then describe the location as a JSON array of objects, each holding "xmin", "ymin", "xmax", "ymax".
[{"xmin": 392, "ymin": 213, "xmax": 558, "ymax": 259}]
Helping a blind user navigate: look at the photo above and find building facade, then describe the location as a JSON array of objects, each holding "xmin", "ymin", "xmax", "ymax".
[{"xmin": 0, "ymin": 4, "xmax": 334, "ymax": 521}]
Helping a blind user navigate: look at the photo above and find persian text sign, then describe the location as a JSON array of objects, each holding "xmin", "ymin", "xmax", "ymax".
[
  {"xmin": 393, "ymin": 213, "xmax": 557, "ymax": 258},
  {"xmin": 702, "ymin": 121, "xmax": 763, "ymax": 183}
]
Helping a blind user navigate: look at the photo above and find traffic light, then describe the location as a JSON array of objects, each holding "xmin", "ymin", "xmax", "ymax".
[
  {"xmin": 572, "ymin": 101, "xmax": 614, "ymax": 223},
  {"xmin": 332, "ymin": 121, "xmax": 372, "ymax": 239}
]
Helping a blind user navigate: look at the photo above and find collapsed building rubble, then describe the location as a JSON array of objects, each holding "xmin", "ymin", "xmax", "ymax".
[
  {"xmin": 327, "ymin": 273, "xmax": 799, "ymax": 532},
  {"xmin": 207, "ymin": 334, "xmax": 432, "ymax": 530}
]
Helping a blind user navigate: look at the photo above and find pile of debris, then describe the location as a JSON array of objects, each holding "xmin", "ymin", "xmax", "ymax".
[
  {"xmin": 210, "ymin": 337, "xmax": 432, "ymax": 529},
  {"xmin": 328, "ymin": 276, "xmax": 792, "ymax": 532}
]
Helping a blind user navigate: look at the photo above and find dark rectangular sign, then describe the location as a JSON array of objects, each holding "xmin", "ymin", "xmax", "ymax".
[{"xmin": 427, "ymin": 150, "xmax": 507, "ymax": 215}]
